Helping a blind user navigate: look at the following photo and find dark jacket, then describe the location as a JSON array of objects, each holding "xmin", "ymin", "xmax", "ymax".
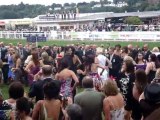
[
  {"xmin": 28, "ymin": 78, "xmax": 60, "ymax": 102},
  {"xmin": 144, "ymin": 50, "xmax": 152, "ymax": 62},
  {"xmin": 109, "ymin": 54, "xmax": 122, "ymax": 78},
  {"xmin": 75, "ymin": 88, "xmax": 105, "ymax": 120}
]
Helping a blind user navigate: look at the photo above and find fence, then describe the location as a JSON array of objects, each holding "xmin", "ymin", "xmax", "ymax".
[
  {"xmin": 0, "ymin": 31, "xmax": 160, "ymax": 42},
  {"xmin": 0, "ymin": 31, "xmax": 51, "ymax": 40}
]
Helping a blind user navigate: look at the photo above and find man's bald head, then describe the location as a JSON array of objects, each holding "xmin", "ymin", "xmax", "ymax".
[
  {"xmin": 82, "ymin": 76, "xmax": 93, "ymax": 88},
  {"xmin": 42, "ymin": 65, "xmax": 52, "ymax": 76}
]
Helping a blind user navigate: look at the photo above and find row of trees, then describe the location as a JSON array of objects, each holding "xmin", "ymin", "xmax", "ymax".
[{"xmin": 0, "ymin": 0, "xmax": 160, "ymax": 19}]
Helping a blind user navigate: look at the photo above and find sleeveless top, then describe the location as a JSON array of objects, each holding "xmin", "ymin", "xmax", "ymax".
[
  {"xmin": 136, "ymin": 64, "xmax": 146, "ymax": 70},
  {"xmin": 109, "ymin": 100, "xmax": 124, "ymax": 120},
  {"xmin": 4, "ymin": 100, "xmax": 17, "ymax": 119},
  {"xmin": 0, "ymin": 101, "xmax": 12, "ymax": 120},
  {"xmin": 89, "ymin": 72, "xmax": 102, "ymax": 91},
  {"xmin": 28, "ymin": 65, "xmax": 40, "ymax": 85},
  {"xmin": 38, "ymin": 100, "xmax": 61, "ymax": 120},
  {"xmin": 89, "ymin": 72, "xmax": 101, "ymax": 84},
  {"xmin": 40, "ymin": 103, "xmax": 53, "ymax": 120},
  {"xmin": 60, "ymin": 78, "xmax": 72, "ymax": 97},
  {"xmin": 147, "ymin": 62, "xmax": 156, "ymax": 83},
  {"xmin": 110, "ymin": 108, "xmax": 124, "ymax": 120}
]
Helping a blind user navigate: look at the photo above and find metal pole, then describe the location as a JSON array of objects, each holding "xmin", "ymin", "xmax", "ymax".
[{"xmin": 36, "ymin": 34, "xmax": 38, "ymax": 47}]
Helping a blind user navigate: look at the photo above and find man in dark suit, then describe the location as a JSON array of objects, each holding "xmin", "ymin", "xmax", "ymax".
[
  {"xmin": 108, "ymin": 47, "xmax": 122, "ymax": 79},
  {"xmin": 128, "ymin": 44, "xmax": 138, "ymax": 60},
  {"xmin": 18, "ymin": 43, "xmax": 29, "ymax": 85},
  {"xmin": 0, "ymin": 42, "xmax": 9, "ymax": 84},
  {"xmin": 75, "ymin": 76, "xmax": 104, "ymax": 120},
  {"xmin": 18, "ymin": 43, "xmax": 28, "ymax": 63},
  {"xmin": 143, "ymin": 44, "xmax": 152, "ymax": 62},
  {"xmin": 28, "ymin": 65, "xmax": 60, "ymax": 102}
]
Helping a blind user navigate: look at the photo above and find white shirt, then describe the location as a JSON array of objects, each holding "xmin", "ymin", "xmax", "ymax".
[
  {"xmin": 97, "ymin": 54, "xmax": 107, "ymax": 66},
  {"xmin": 25, "ymin": 55, "xmax": 32, "ymax": 65},
  {"xmin": 97, "ymin": 54, "xmax": 108, "ymax": 82},
  {"xmin": 152, "ymin": 52, "xmax": 160, "ymax": 56}
]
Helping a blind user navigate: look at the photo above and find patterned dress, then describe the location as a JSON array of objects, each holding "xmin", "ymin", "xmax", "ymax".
[
  {"xmin": 60, "ymin": 78, "xmax": 72, "ymax": 98},
  {"xmin": 0, "ymin": 101, "xmax": 12, "ymax": 120},
  {"xmin": 89, "ymin": 72, "xmax": 102, "ymax": 90},
  {"xmin": 110, "ymin": 108, "xmax": 124, "ymax": 120}
]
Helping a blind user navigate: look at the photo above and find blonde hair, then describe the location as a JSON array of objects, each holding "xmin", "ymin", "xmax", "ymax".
[
  {"xmin": 41, "ymin": 52, "xmax": 49, "ymax": 61},
  {"xmin": 152, "ymin": 47, "xmax": 159, "ymax": 52},
  {"xmin": 103, "ymin": 80, "xmax": 119, "ymax": 96},
  {"xmin": 96, "ymin": 47, "xmax": 104, "ymax": 54}
]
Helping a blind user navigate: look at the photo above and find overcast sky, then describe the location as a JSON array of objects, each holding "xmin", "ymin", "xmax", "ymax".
[{"xmin": 0, "ymin": 0, "xmax": 100, "ymax": 6}]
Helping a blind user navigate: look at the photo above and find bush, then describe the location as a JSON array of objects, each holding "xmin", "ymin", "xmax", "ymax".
[{"xmin": 124, "ymin": 16, "xmax": 143, "ymax": 25}]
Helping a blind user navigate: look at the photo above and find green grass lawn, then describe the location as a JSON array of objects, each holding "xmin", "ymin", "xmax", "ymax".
[
  {"xmin": 0, "ymin": 38, "xmax": 159, "ymax": 49},
  {"xmin": 0, "ymin": 84, "xmax": 29, "ymax": 100}
]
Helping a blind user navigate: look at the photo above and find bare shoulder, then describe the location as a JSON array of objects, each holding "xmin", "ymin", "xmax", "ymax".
[
  {"xmin": 55, "ymin": 73, "xmax": 59, "ymax": 79},
  {"xmin": 103, "ymin": 97, "xmax": 110, "ymax": 104},
  {"xmin": 26, "ymin": 117, "xmax": 32, "ymax": 120},
  {"xmin": 37, "ymin": 100, "xmax": 44, "ymax": 105}
]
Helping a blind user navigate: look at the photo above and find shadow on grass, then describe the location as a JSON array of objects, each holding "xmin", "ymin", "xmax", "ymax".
[{"xmin": 0, "ymin": 84, "xmax": 29, "ymax": 100}]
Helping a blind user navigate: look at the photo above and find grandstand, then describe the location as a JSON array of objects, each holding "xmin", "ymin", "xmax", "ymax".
[
  {"xmin": 1, "ymin": 10, "xmax": 160, "ymax": 32},
  {"xmin": 0, "ymin": 11, "xmax": 160, "ymax": 41},
  {"xmin": 34, "ymin": 10, "xmax": 160, "ymax": 31}
]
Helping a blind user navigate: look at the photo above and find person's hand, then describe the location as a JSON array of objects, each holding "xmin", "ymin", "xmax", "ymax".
[
  {"xmin": 33, "ymin": 74, "xmax": 39, "ymax": 81},
  {"xmin": 11, "ymin": 68, "xmax": 16, "ymax": 72},
  {"xmin": 67, "ymin": 97, "xmax": 73, "ymax": 105}
]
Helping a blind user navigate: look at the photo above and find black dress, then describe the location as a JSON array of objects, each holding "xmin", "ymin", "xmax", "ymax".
[
  {"xmin": 117, "ymin": 73, "xmax": 142, "ymax": 120},
  {"xmin": 147, "ymin": 63, "xmax": 156, "ymax": 83}
]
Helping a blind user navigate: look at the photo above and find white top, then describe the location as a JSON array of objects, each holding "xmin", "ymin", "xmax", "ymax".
[
  {"xmin": 97, "ymin": 54, "xmax": 107, "ymax": 66},
  {"xmin": 25, "ymin": 55, "xmax": 32, "ymax": 65},
  {"xmin": 97, "ymin": 54, "xmax": 108, "ymax": 82}
]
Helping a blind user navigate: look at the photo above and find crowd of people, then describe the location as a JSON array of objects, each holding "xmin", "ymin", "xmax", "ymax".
[
  {"xmin": 0, "ymin": 42, "xmax": 160, "ymax": 120},
  {"xmin": 73, "ymin": 23, "xmax": 160, "ymax": 32}
]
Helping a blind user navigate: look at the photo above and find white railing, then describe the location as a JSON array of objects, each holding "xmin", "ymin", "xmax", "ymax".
[
  {"xmin": 51, "ymin": 31, "xmax": 160, "ymax": 42},
  {"xmin": 0, "ymin": 31, "xmax": 160, "ymax": 42},
  {"xmin": 0, "ymin": 31, "xmax": 51, "ymax": 40}
]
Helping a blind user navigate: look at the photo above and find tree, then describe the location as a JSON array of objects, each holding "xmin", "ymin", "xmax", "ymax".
[
  {"xmin": 124, "ymin": 16, "xmax": 143, "ymax": 25},
  {"xmin": 90, "ymin": 1, "xmax": 98, "ymax": 7},
  {"xmin": 64, "ymin": 3, "xmax": 70, "ymax": 7},
  {"xmin": 0, "ymin": 1, "xmax": 157, "ymax": 19},
  {"xmin": 70, "ymin": 3, "xmax": 76, "ymax": 7},
  {"xmin": 77, "ymin": 2, "xmax": 89, "ymax": 7},
  {"xmin": 100, "ymin": 0, "xmax": 104, "ymax": 7},
  {"xmin": 0, "ymin": 10, "xmax": 19, "ymax": 19}
]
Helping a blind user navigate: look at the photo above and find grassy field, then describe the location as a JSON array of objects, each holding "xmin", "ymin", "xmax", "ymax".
[
  {"xmin": 0, "ymin": 38, "xmax": 159, "ymax": 99},
  {"xmin": 0, "ymin": 38, "xmax": 159, "ymax": 49}
]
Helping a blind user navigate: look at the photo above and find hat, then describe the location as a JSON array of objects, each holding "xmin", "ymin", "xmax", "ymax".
[{"xmin": 144, "ymin": 83, "xmax": 160, "ymax": 103}]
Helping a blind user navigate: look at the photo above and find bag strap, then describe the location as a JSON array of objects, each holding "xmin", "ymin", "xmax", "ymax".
[{"xmin": 43, "ymin": 103, "xmax": 48, "ymax": 120}]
